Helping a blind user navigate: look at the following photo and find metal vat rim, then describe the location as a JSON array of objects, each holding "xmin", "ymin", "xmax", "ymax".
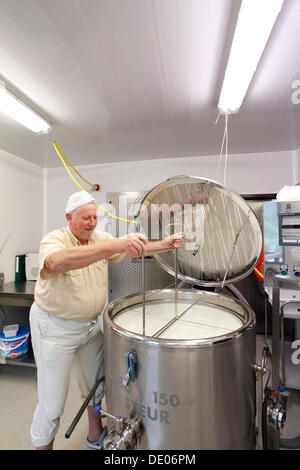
[{"xmin": 103, "ymin": 288, "xmax": 256, "ymax": 347}]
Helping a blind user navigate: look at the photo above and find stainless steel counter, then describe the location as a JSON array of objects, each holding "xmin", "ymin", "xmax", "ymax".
[{"xmin": 0, "ymin": 281, "xmax": 35, "ymax": 307}]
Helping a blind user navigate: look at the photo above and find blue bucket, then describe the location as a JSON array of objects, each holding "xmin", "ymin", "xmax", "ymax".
[{"xmin": 0, "ymin": 326, "xmax": 30, "ymax": 360}]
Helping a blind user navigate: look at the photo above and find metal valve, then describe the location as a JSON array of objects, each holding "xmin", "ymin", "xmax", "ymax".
[
  {"xmin": 94, "ymin": 405, "xmax": 125, "ymax": 432},
  {"xmin": 266, "ymin": 386, "xmax": 289, "ymax": 430},
  {"xmin": 94, "ymin": 405, "xmax": 142, "ymax": 450}
]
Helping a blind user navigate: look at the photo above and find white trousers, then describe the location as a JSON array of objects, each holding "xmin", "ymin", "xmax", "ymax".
[{"xmin": 29, "ymin": 302, "xmax": 104, "ymax": 448}]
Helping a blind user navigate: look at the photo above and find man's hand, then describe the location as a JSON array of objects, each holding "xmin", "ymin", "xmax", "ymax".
[
  {"xmin": 146, "ymin": 232, "xmax": 185, "ymax": 255},
  {"xmin": 119, "ymin": 233, "xmax": 148, "ymax": 258},
  {"xmin": 162, "ymin": 232, "xmax": 185, "ymax": 250}
]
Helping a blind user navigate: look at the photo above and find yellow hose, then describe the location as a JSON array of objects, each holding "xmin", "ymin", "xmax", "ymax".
[
  {"xmin": 53, "ymin": 141, "xmax": 94, "ymax": 188},
  {"xmin": 254, "ymin": 267, "xmax": 264, "ymax": 279},
  {"xmin": 52, "ymin": 141, "xmax": 137, "ymax": 224}
]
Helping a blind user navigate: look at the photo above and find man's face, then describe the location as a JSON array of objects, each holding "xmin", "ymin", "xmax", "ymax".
[{"xmin": 67, "ymin": 204, "xmax": 98, "ymax": 244}]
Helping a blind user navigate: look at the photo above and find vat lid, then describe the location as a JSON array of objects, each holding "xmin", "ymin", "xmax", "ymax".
[{"xmin": 138, "ymin": 176, "xmax": 262, "ymax": 287}]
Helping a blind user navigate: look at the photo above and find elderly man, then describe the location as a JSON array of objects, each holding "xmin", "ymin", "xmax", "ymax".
[{"xmin": 29, "ymin": 191, "xmax": 183, "ymax": 450}]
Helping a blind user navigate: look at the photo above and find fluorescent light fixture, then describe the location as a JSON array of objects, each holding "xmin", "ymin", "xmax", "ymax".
[
  {"xmin": 218, "ymin": 0, "xmax": 284, "ymax": 114},
  {"xmin": 0, "ymin": 83, "xmax": 51, "ymax": 134}
]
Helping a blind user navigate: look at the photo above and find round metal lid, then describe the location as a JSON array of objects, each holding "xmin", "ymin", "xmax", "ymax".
[{"xmin": 138, "ymin": 176, "xmax": 262, "ymax": 287}]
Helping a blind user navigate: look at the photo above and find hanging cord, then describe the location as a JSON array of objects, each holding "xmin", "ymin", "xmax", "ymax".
[
  {"xmin": 216, "ymin": 114, "xmax": 264, "ymax": 280},
  {"xmin": 52, "ymin": 141, "xmax": 137, "ymax": 224},
  {"xmin": 215, "ymin": 113, "xmax": 229, "ymax": 186},
  {"xmin": 223, "ymin": 113, "xmax": 229, "ymax": 186},
  {"xmin": 0, "ymin": 234, "xmax": 10, "ymax": 254},
  {"xmin": 53, "ymin": 141, "xmax": 95, "ymax": 189}
]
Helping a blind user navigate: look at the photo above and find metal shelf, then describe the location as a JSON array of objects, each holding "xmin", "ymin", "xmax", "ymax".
[
  {"xmin": 0, "ymin": 281, "xmax": 35, "ymax": 368},
  {"xmin": 0, "ymin": 343, "xmax": 36, "ymax": 368}
]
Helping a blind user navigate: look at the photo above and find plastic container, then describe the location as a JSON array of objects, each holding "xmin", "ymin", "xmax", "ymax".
[
  {"xmin": 0, "ymin": 325, "xmax": 30, "ymax": 360},
  {"xmin": 3, "ymin": 324, "xmax": 19, "ymax": 338}
]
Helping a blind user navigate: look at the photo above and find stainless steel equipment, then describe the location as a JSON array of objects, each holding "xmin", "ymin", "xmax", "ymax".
[
  {"xmin": 139, "ymin": 176, "xmax": 262, "ymax": 286},
  {"xmin": 264, "ymin": 200, "xmax": 300, "ymax": 291},
  {"xmin": 104, "ymin": 289, "xmax": 256, "ymax": 450},
  {"xmin": 263, "ymin": 200, "xmax": 300, "ymax": 390},
  {"xmin": 102, "ymin": 176, "xmax": 263, "ymax": 450},
  {"xmin": 261, "ymin": 199, "xmax": 300, "ymax": 449}
]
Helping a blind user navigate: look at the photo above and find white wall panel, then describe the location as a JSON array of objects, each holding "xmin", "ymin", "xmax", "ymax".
[
  {"xmin": 46, "ymin": 150, "xmax": 293, "ymax": 233},
  {"xmin": 0, "ymin": 149, "xmax": 43, "ymax": 282}
]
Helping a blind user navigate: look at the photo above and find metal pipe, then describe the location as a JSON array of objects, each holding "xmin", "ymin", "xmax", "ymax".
[
  {"xmin": 221, "ymin": 214, "xmax": 251, "ymax": 288},
  {"xmin": 264, "ymin": 293, "xmax": 268, "ymax": 346},
  {"xmin": 175, "ymin": 248, "xmax": 178, "ymax": 319},
  {"xmin": 152, "ymin": 300, "xmax": 198, "ymax": 338},
  {"xmin": 65, "ymin": 375, "xmax": 105, "ymax": 439},
  {"xmin": 142, "ymin": 252, "xmax": 145, "ymax": 335},
  {"xmin": 271, "ymin": 286, "xmax": 281, "ymax": 450},
  {"xmin": 281, "ymin": 305, "xmax": 286, "ymax": 388},
  {"xmin": 225, "ymin": 284, "xmax": 250, "ymax": 306}
]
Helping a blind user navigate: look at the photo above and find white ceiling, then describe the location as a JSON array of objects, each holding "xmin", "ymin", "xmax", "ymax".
[{"xmin": 0, "ymin": 0, "xmax": 299, "ymax": 168}]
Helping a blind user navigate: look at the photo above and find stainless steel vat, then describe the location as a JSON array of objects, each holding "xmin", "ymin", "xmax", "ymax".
[
  {"xmin": 103, "ymin": 289, "xmax": 256, "ymax": 450},
  {"xmin": 103, "ymin": 176, "xmax": 262, "ymax": 450}
]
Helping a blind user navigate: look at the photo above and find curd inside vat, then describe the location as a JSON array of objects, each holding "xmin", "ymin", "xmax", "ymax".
[{"xmin": 113, "ymin": 300, "xmax": 243, "ymax": 339}]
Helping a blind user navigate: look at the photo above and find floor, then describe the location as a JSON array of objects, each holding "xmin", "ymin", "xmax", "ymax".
[
  {"xmin": 0, "ymin": 362, "xmax": 91, "ymax": 450},
  {"xmin": 0, "ymin": 334, "xmax": 300, "ymax": 451}
]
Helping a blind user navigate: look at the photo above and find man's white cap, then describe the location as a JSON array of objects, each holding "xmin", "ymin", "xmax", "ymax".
[{"xmin": 65, "ymin": 191, "xmax": 96, "ymax": 213}]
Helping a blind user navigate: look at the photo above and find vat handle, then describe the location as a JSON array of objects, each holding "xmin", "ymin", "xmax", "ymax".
[
  {"xmin": 94, "ymin": 405, "xmax": 125, "ymax": 431},
  {"xmin": 122, "ymin": 351, "xmax": 137, "ymax": 387}
]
